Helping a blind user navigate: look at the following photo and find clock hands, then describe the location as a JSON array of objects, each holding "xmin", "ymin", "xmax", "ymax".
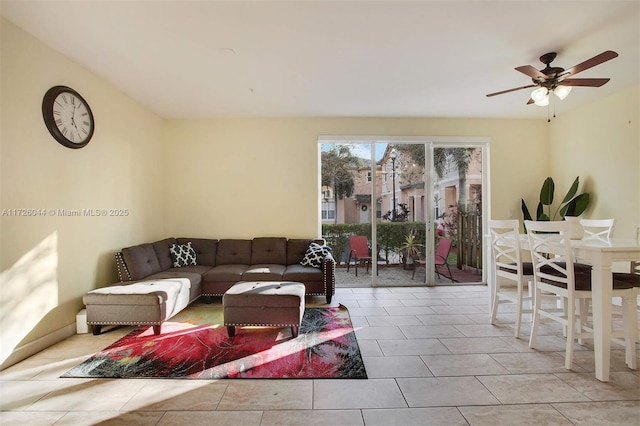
[{"xmin": 69, "ymin": 103, "xmax": 82, "ymax": 139}]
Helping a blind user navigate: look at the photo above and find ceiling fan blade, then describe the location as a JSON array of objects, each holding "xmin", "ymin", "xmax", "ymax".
[
  {"xmin": 515, "ymin": 65, "xmax": 547, "ymax": 81},
  {"xmin": 486, "ymin": 84, "xmax": 536, "ymax": 97},
  {"xmin": 526, "ymin": 98, "xmax": 534, "ymax": 105},
  {"xmin": 563, "ymin": 50, "xmax": 618, "ymax": 76},
  {"xmin": 559, "ymin": 78, "xmax": 610, "ymax": 87}
]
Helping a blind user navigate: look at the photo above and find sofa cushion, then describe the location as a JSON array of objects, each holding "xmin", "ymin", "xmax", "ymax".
[
  {"xmin": 152, "ymin": 238, "xmax": 177, "ymax": 271},
  {"xmin": 286, "ymin": 239, "xmax": 312, "ymax": 265},
  {"xmin": 147, "ymin": 269, "xmax": 206, "ymax": 303},
  {"xmin": 203, "ymin": 264, "xmax": 249, "ymax": 282},
  {"xmin": 283, "ymin": 264, "xmax": 324, "ymax": 282},
  {"xmin": 242, "ymin": 264, "xmax": 287, "ymax": 281},
  {"xmin": 178, "ymin": 238, "xmax": 218, "ymax": 266},
  {"xmin": 216, "ymin": 239, "xmax": 252, "ymax": 265},
  {"xmin": 122, "ymin": 243, "xmax": 162, "ymax": 280},
  {"xmin": 300, "ymin": 242, "xmax": 332, "ymax": 268},
  {"xmin": 252, "ymin": 237, "xmax": 287, "ymax": 265},
  {"xmin": 169, "ymin": 242, "xmax": 197, "ymax": 267},
  {"xmin": 148, "ymin": 268, "xmax": 207, "ymax": 285},
  {"xmin": 286, "ymin": 238, "xmax": 326, "ymax": 265}
]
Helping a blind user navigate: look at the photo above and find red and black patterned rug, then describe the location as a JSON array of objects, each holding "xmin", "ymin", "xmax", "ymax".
[{"xmin": 62, "ymin": 304, "xmax": 367, "ymax": 379}]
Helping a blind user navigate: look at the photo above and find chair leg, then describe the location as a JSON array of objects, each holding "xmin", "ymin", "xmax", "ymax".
[
  {"xmin": 490, "ymin": 281, "xmax": 499, "ymax": 325},
  {"xmin": 445, "ymin": 265, "xmax": 455, "ymax": 283},
  {"xmin": 529, "ymin": 286, "xmax": 542, "ymax": 349},
  {"xmin": 621, "ymin": 291, "xmax": 638, "ymax": 369},
  {"xmin": 577, "ymin": 299, "xmax": 589, "ymax": 345},
  {"xmin": 564, "ymin": 299, "xmax": 576, "ymax": 370},
  {"xmin": 347, "ymin": 254, "xmax": 352, "ymax": 273},
  {"xmin": 515, "ymin": 282, "xmax": 523, "ymax": 338},
  {"xmin": 435, "ymin": 265, "xmax": 442, "ymax": 279}
]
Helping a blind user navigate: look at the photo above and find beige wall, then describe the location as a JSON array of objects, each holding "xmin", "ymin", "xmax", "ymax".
[
  {"xmin": 0, "ymin": 19, "xmax": 165, "ymax": 366},
  {"xmin": 164, "ymin": 118, "xmax": 550, "ymax": 238},
  {"xmin": 550, "ymin": 85, "xmax": 640, "ymax": 238}
]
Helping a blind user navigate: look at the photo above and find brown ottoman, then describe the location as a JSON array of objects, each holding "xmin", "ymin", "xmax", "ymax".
[
  {"xmin": 83, "ymin": 278, "xmax": 191, "ymax": 335},
  {"xmin": 223, "ymin": 281, "xmax": 305, "ymax": 337}
]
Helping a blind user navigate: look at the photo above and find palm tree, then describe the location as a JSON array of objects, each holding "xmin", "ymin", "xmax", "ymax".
[
  {"xmin": 434, "ymin": 147, "xmax": 474, "ymax": 205},
  {"xmin": 321, "ymin": 145, "xmax": 361, "ymax": 222}
]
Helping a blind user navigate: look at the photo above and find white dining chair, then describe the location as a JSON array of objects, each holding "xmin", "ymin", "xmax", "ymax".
[
  {"xmin": 613, "ymin": 225, "xmax": 640, "ymax": 285},
  {"xmin": 525, "ymin": 220, "xmax": 637, "ymax": 370},
  {"xmin": 580, "ymin": 218, "xmax": 615, "ymax": 241},
  {"xmin": 488, "ymin": 219, "xmax": 533, "ymax": 338},
  {"xmin": 579, "ymin": 219, "xmax": 639, "ymax": 343}
]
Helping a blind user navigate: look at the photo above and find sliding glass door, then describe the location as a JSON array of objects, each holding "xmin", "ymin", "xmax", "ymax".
[{"xmin": 320, "ymin": 138, "xmax": 486, "ymax": 288}]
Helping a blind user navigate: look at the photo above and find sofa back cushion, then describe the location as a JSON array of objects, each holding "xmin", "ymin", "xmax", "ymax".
[
  {"xmin": 122, "ymin": 243, "xmax": 162, "ymax": 280},
  {"xmin": 252, "ymin": 237, "xmax": 287, "ymax": 264},
  {"xmin": 216, "ymin": 239, "xmax": 252, "ymax": 265},
  {"xmin": 286, "ymin": 239, "xmax": 311, "ymax": 265},
  {"xmin": 152, "ymin": 238, "xmax": 177, "ymax": 270},
  {"xmin": 178, "ymin": 238, "xmax": 218, "ymax": 266}
]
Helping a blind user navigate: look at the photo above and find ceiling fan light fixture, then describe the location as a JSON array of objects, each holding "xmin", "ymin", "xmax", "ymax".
[
  {"xmin": 554, "ymin": 85, "xmax": 572, "ymax": 100},
  {"xmin": 531, "ymin": 87, "xmax": 549, "ymax": 106}
]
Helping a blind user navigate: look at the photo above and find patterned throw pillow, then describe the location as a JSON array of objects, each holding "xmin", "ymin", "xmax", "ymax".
[
  {"xmin": 300, "ymin": 242, "xmax": 331, "ymax": 269},
  {"xmin": 169, "ymin": 242, "xmax": 197, "ymax": 267}
]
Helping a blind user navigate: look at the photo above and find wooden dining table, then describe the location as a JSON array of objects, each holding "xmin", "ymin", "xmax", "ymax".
[{"xmin": 487, "ymin": 234, "xmax": 639, "ymax": 382}]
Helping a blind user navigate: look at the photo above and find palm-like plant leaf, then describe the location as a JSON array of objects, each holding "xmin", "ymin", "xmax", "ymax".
[
  {"xmin": 561, "ymin": 176, "xmax": 580, "ymax": 203},
  {"xmin": 540, "ymin": 177, "xmax": 554, "ymax": 205},
  {"xmin": 521, "ymin": 199, "xmax": 532, "ymax": 221},
  {"xmin": 560, "ymin": 193, "xmax": 590, "ymax": 217}
]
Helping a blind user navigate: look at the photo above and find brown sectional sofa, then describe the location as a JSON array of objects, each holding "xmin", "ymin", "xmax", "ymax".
[{"xmin": 115, "ymin": 237, "xmax": 335, "ymax": 303}]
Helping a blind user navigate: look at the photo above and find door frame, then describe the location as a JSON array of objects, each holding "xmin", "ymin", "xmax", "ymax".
[{"xmin": 318, "ymin": 135, "xmax": 490, "ymax": 286}]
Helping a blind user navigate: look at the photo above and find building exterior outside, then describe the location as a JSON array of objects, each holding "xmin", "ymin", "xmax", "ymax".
[{"xmin": 321, "ymin": 145, "xmax": 482, "ymax": 232}]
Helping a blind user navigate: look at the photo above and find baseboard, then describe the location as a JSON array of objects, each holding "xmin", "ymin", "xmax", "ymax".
[{"xmin": 0, "ymin": 323, "xmax": 76, "ymax": 370}]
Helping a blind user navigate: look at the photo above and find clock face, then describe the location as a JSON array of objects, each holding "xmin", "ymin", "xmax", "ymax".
[{"xmin": 42, "ymin": 86, "xmax": 95, "ymax": 149}]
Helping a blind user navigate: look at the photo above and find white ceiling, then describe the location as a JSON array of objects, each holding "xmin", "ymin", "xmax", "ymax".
[{"xmin": 2, "ymin": 0, "xmax": 638, "ymax": 120}]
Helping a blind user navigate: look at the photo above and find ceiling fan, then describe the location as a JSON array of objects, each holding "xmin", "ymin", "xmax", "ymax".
[{"xmin": 486, "ymin": 50, "xmax": 618, "ymax": 106}]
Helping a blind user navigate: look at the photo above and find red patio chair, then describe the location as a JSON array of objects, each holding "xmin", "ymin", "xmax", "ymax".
[
  {"xmin": 347, "ymin": 235, "xmax": 373, "ymax": 277},
  {"xmin": 412, "ymin": 237, "xmax": 456, "ymax": 282},
  {"xmin": 435, "ymin": 238, "xmax": 455, "ymax": 283}
]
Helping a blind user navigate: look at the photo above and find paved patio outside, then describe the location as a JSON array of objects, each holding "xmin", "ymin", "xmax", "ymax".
[{"xmin": 335, "ymin": 263, "xmax": 483, "ymax": 288}]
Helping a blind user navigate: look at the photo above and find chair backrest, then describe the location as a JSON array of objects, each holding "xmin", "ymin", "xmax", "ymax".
[
  {"xmin": 434, "ymin": 238, "xmax": 453, "ymax": 265},
  {"xmin": 524, "ymin": 220, "xmax": 578, "ymax": 293},
  {"xmin": 349, "ymin": 235, "xmax": 370, "ymax": 257},
  {"xmin": 488, "ymin": 219, "xmax": 526, "ymax": 281},
  {"xmin": 580, "ymin": 218, "xmax": 615, "ymax": 241}
]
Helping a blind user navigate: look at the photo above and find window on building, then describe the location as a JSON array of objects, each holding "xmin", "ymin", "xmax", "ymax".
[{"xmin": 322, "ymin": 201, "xmax": 336, "ymax": 220}]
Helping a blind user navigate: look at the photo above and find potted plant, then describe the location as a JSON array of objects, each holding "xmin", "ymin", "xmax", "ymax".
[
  {"xmin": 522, "ymin": 176, "xmax": 590, "ymax": 226},
  {"xmin": 399, "ymin": 232, "xmax": 424, "ymax": 268}
]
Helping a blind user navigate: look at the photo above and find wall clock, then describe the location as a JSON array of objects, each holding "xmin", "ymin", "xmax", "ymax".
[{"xmin": 42, "ymin": 85, "xmax": 95, "ymax": 149}]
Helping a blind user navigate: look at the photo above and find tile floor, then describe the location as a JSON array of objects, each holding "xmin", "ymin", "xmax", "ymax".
[{"xmin": 1, "ymin": 285, "xmax": 638, "ymax": 425}]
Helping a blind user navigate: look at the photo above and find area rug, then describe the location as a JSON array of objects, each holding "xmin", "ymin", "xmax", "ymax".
[{"xmin": 62, "ymin": 304, "xmax": 367, "ymax": 379}]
